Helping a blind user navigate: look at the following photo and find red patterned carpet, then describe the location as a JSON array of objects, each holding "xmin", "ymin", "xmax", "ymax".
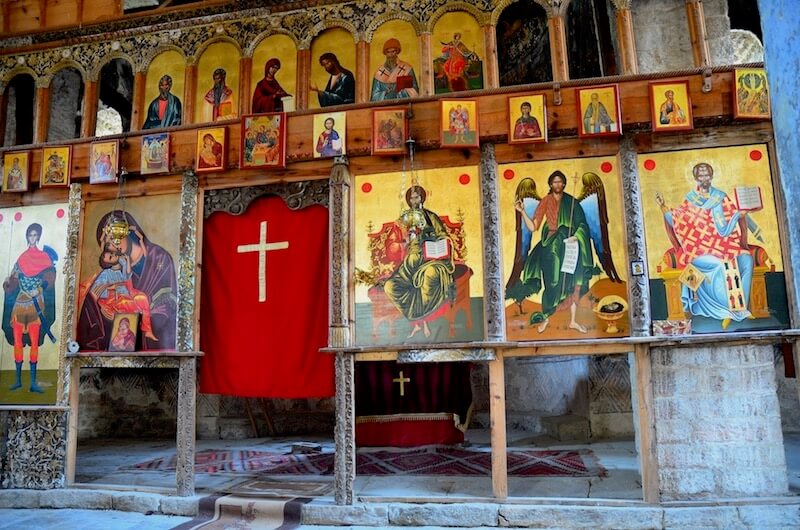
[{"xmin": 130, "ymin": 446, "xmax": 606, "ymax": 477}]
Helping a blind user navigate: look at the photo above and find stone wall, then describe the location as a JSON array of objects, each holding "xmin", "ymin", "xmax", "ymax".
[
  {"xmin": 652, "ymin": 344, "xmax": 788, "ymax": 500},
  {"xmin": 632, "ymin": 0, "xmax": 733, "ymax": 73}
]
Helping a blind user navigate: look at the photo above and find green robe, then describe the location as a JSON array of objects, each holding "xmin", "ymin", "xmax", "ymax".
[
  {"xmin": 521, "ymin": 193, "xmax": 593, "ymax": 322},
  {"xmin": 383, "ymin": 208, "xmax": 456, "ymax": 321}
]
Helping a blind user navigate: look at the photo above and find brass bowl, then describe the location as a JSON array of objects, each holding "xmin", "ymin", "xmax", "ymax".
[{"xmin": 593, "ymin": 295, "xmax": 629, "ymax": 333}]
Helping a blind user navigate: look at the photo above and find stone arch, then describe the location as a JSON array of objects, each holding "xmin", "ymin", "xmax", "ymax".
[
  {"xmin": 40, "ymin": 59, "xmax": 88, "ymax": 89},
  {"xmin": 425, "ymin": 2, "xmax": 489, "ymax": 33},
  {"xmin": 245, "ymin": 28, "xmax": 299, "ymax": 58},
  {"xmin": 3, "ymin": 71, "xmax": 37, "ymax": 146},
  {"xmin": 47, "ymin": 65, "xmax": 86, "ymax": 141},
  {"xmin": 364, "ymin": 12, "xmax": 423, "ymax": 43}
]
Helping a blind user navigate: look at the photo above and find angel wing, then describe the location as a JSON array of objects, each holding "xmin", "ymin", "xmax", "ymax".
[
  {"xmin": 578, "ymin": 171, "xmax": 622, "ymax": 282},
  {"xmin": 505, "ymin": 177, "xmax": 541, "ymax": 290}
]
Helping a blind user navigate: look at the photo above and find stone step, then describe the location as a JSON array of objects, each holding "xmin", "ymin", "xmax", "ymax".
[{"xmin": 541, "ymin": 413, "xmax": 591, "ymax": 442}]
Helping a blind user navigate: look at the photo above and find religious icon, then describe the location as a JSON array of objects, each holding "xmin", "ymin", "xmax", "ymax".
[
  {"xmin": 89, "ymin": 140, "xmax": 119, "ymax": 184},
  {"xmin": 370, "ymin": 38, "xmax": 420, "ymax": 101},
  {"xmin": 40, "ymin": 147, "xmax": 71, "ymax": 188},
  {"xmin": 313, "ymin": 112, "xmax": 346, "ymax": 159},
  {"xmin": 2, "ymin": 151, "xmax": 30, "ymax": 193},
  {"xmin": 140, "ymin": 133, "xmax": 170, "ymax": 175},
  {"xmin": 195, "ymin": 127, "xmax": 227, "ymax": 173},
  {"xmin": 508, "ymin": 94, "xmax": 547, "ymax": 144},
  {"xmin": 77, "ymin": 194, "xmax": 180, "ymax": 352},
  {"xmin": 372, "ymin": 108, "xmax": 408, "ymax": 156},
  {"xmin": 0, "ymin": 203, "xmax": 69, "ymax": 404},
  {"xmin": 240, "ymin": 113, "xmax": 287, "ymax": 169},
  {"xmin": 733, "ymin": 68, "xmax": 771, "ymax": 120},
  {"xmin": 203, "ymin": 67, "xmax": 237, "ymax": 122},
  {"xmin": 640, "ymin": 145, "xmax": 790, "ymax": 335},
  {"xmin": 650, "ymin": 80, "xmax": 693, "ymax": 132},
  {"xmin": 499, "ymin": 157, "xmax": 629, "ymax": 340},
  {"xmin": 353, "ymin": 166, "xmax": 485, "ymax": 346},
  {"xmin": 433, "ymin": 30, "xmax": 484, "ymax": 94},
  {"xmin": 108, "ymin": 313, "xmax": 139, "ymax": 353},
  {"xmin": 440, "ymin": 100, "xmax": 479, "ymax": 148},
  {"xmin": 142, "ymin": 73, "xmax": 183, "ymax": 130},
  {"xmin": 576, "ymin": 85, "xmax": 621, "ymax": 138}
]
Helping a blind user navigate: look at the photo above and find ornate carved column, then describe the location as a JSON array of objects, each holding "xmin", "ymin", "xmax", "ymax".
[
  {"xmin": 130, "ymin": 70, "xmax": 146, "ymax": 132},
  {"xmin": 686, "ymin": 0, "xmax": 711, "ymax": 67},
  {"xmin": 34, "ymin": 79, "xmax": 51, "ymax": 143},
  {"xmin": 239, "ymin": 56, "xmax": 252, "ymax": 116},
  {"xmin": 482, "ymin": 24, "xmax": 499, "ymax": 89},
  {"xmin": 296, "ymin": 48, "xmax": 311, "ymax": 111},
  {"xmin": 619, "ymin": 135, "xmax": 651, "ymax": 336},
  {"xmin": 329, "ymin": 155, "xmax": 355, "ymax": 505},
  {"xmin": 536, "ymin": 0, "xmax": 571, "ymax": 81},
  {"xmin": 175, "ymin": 171, "xmax": 200, "ymax": 496},
  {"xmin": 183, "ymin": 63, "xmax": 197, "ymax": 125},
  {"xmin": 480, "ymin": 143, "xmax": 506, "ymax": 340},
  {"xmin": 81, "ymin": 78, "xmax": 98, "ymax": 138},
  {"xmin": 356, "ymin": 40, "xmax": 370, "ymax": 104},
  {"xmin": 611, "ymin": 0, "xmax": 639, "ymax": 75},
  {"xmin": 419, "ymin": 32, "xmax": 433, "ymax": 97},
  {"xmin": 63, "ymin": 184, "xmax": 82, "ymax": 483}
]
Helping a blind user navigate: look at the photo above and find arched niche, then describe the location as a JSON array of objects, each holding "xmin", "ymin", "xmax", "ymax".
[
  {"xmin": 431, "ymin": 11, "xmax": 485, "ymax": 94},
  {"xmin": 496, "ymin": 0, "xmax": 552, "ymax": 86},
  {"xmin": 143, "ymin": 50, "xmax": 186, "ymax": 130},
  {"xmin": 369, "ymin": 19, "xmax": 420, "ymax": 102},
  {"xmin": 194, "ymin": 41, "xmax": 241, "ymax": 124},
  {"xmin": 566, "ymin": 0, "xmax": 617, "ymax": 79},
  {"xmin": 251, "ymin": 34, "xmax": 298, "ymax": 112},
  {"xmin": 97, "ymin": 58, "xmax": 134, "ymax": 136},
  {"xmin": 48, "ymin": 67, "xmax": 85, "ymax": 142},
  {"xmin": 309, "ymin": 28, "xmax": 357, "ymax": 110},
  {"xmin": 3, "ymin": 73, "xmax": 36, "ymax": 147}
]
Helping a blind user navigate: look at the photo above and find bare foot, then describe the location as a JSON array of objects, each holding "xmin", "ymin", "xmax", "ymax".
[
  {"xmin": 569, "ymin": 321, "xmax": 588, "ymax": 333},
  {"xmin": 721, "ymin": 318, "xmax": 732, "ymax": 330},
  {"xmin": 408, "ymin": 324, "xmax": 422, "ymax": 338},
  {"xmin": 537, "ymin": 318, "xmax": 549, "ymax": 333},
  {"xmin": 145, "ymin": 331, "xmax": 159, "ymax": 341},
  {"xmin": 423, "ymin": 321, "xmax": 431, "ymax": 338}
]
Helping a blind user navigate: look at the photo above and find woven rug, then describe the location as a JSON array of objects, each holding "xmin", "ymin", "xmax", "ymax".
[
  {"xmin": 130, "ymin": 446, "xmax": 606, "ymax": 477},
  {"xmin": 172, "ymin": 494, "xmax": 309, "ymax": 530}
]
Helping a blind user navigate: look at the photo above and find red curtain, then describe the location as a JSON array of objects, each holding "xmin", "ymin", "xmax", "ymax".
[{"xmin": 199, "ymin": 195, "xmax": 333, "ymax": 398}]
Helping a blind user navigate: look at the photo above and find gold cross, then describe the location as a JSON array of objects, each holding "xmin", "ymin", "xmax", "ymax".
[
  {"xmin": 392, "ymin": 370, "xmax": 411, "ymax": 397},
  {"xmin": 236, "ymin": 221, "xmax": 289, "ymax": 302}
]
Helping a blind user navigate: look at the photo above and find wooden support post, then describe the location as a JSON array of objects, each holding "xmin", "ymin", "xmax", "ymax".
[
  {"xmin": 615, "ymin": 6, "xmax": 639, "ymax": 75},
  {"xmin": 34, "ymin": 84, "xmax": 50, "ymax": 143},
  {"xmin": 686, "ymin": 0, "xmax": 711, "ymax": 68},
  {"xmin": 419, "ymin": 32, "xmax": 433, "ymax": 97},
  {"xmin": 0, "ymin": 91, "xmax": 7, "ymax": 145},
  {"xmin": 65, "ymin": 361, "xmax": 80, "ymax": 484},
  {"xmin": 239, "ymin": 56, "xmax": 252, "ymax": 117},
  {"xmin": 356, "ymin": 40, "xmax": 369, "ymax": 104},
  {"xmin": 482, "ymin": 24, "xmax": 499, "ymax": 89},
  {"xmin": 183, "ymin": 64, "xmax": 197, "ymax": 126},
  {"xmin": 130, "ymin": 71, "xmax": 146, "ymax": 133},
  {"xmin": 296, "ymin": 49, "xmax": 311, "ymax": 111},
  {"xmin": 634, "ymin": 344, "xmax": 659, "ymax": 503},
  {"xmin": 81, "ymin": 80, "xmax": 98, "ymax": 138},
  {"xmin": 489, "ymin": 356, "xmax": 508, "ymax": 500},
  {"xmin": 547, "ymin": 14, "xmax": 570, "ymax": 81}
]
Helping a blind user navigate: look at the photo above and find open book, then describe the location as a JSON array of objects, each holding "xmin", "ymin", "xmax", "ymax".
[
  {"xmin": 396, "ymin": 75, "xmax": 414, "ymax": 91},
  {"xmin": 735, "ymin": 186, "xmax": 763, "ymax": 211},
  {"xmin": 423, "ymin": 238, "xmax": 451, "ymax": 260}
]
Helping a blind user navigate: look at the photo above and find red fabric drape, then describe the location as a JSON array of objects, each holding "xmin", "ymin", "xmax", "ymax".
[{"xmin": 199, "ymin": 196, "xmax": 333, "ymax": 398}]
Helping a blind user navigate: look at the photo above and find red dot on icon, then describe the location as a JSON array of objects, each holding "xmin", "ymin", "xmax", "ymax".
[
  {"xmin": 749, "ymin": 150, "xmax": 762, "ymax": 161},
  {"xmin": 459, "ymin": 174, "xmax": 471, "ymax": 185},
  {"xmin": 644, "ymin": 159, "xmax": 656, "ymax": 171},
  {"xmin": 503, "ymin": 169, "xmax": 515, "ymax": 180},
  {"xmin": 361, "ymin": 182, "xmax": 372, "ymax": 193},
  {"xmin": 14, "ymin": 212, "xmax": 22, "ymax": 222},
  {"xmin": 600, "ymin": 161, "xmax": 613, "ymax": 173},
  {"xmin": 56, "ymin": 208, "xmax": 65, "ymax": 218}
]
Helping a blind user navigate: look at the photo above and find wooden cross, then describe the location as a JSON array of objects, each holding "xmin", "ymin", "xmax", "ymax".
[
  {"xmin": 392, "ymin": 370, "xmax": 411, "ymax": 397},
  {"xmin": 236, "ymin": 221, "xmax": 289, "ymax": 302}
]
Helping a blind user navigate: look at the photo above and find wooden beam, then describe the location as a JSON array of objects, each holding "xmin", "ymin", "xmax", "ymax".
[
  {"xmin": 239, "ymin": 56, "xmax": 252, "ymax": 117},
  {"xmin": 482, "ymin": 24, "xmax": 499, "ymax": 89},
  {"xmin": 615, "ymin": 7, "xmax": 639, "ymax": 75},
  {"xmin": 65, "ymin": 361, "xmax": 80, "ymax": 484},
  {"xmin": 130, "ymin": 71, "xmax": 146, "ymax": 133},
  {"xmin": 686, "ymin": 0, "xmax": 711, "ymax": 68},
  {"xmin": 488, "ymin": 356, "xmax": 508, "ymax": 499},
  {"xmin": 356, "ymin": 40, "xmax": 369, "ymax": 104},
  {"xmin": 547, "ymin": 14, "xmax": 569, "ymax": 81},
  {"xmin": 34, "ymin": 85, "xmax": 50, "ymax": 143},
  {"xmin": 81, "ymin": 80, "xmax": 98, "ymax": 138},
  {"xmin": 183, "ymin": 64, "xmax": 197, "ymax": 126},
  {"xmin": 633, "ymin": 344, "xmax": 659, "ymax": 503},
  {"xmin": 296, "ymin": 49, "xmax": 311, "ymax": 111},
  {"xmin": 419, "ymin": 33, "xmax": 433, "ymax": 97}
]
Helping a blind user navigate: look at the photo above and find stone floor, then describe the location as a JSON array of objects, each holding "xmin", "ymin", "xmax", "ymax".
[{"xmin": 74, "ymin": 427, "xmax": 643, "ymax": 500}]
